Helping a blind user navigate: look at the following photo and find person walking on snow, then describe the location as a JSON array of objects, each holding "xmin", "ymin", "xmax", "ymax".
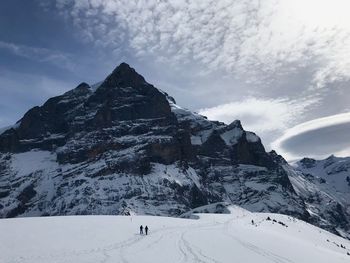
[
  {"xmin": 140, "ymin": 225, "xmax": 143, "ymax": 235},
  {"xmin": 145, "ymin": 225, "xmax": 149, "ymax": 235}
]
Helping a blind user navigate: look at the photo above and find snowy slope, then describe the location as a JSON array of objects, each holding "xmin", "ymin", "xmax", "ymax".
[
  {"xmin": 284, "ymin": 162, "xmax": 350, "ymax": 239},
  {"xmin": 1, "ymin": 206, "xmax": 350, "ymax": 263}
]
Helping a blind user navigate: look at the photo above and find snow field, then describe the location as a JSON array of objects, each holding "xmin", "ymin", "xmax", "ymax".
[{"xmin": 1, "ymin": 206, "xmax": 349, "ymax": 263}]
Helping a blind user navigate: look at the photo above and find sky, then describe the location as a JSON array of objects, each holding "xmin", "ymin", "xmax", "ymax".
[{"xmin": 1, "ymin": 0, "xmax": 350, "ymax": 161}]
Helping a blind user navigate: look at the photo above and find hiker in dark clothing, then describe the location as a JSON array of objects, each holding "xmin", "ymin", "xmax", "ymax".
[
  {"xmin": 145, "ymin": 225, "xmax": 149, "ymax": 235},
  {"xmin": 140, "ymin": 225, "xmax": 143, "ymax": 235}
]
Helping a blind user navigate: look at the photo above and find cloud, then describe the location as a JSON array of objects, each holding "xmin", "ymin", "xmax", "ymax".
[
  {"xmin": 46, "ymin": 0, "xmax": 350, "ymax": 90},
  {"xmin": 271, "ymin": 112, "xmax": 350, "ymax": 160},
  {"xmin": 0, "ymin": 41, "xmax": 75, "ymax": 71},
  {"xmin": 198, "ymin": 97, "xmax": 317, "ymax": 134}
]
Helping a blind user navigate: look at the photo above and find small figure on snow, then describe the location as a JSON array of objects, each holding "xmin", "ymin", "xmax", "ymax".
[
  {"xmin": 140, "ymin": 225, "xmax": 143, "ymax": 235},
  {"xmin": 145, "ymin": 225, "xmax": 149, "ymax": 235},
  {"xmin": 251, "ymin": 220, "xmax": 255, "ymax": 225}
]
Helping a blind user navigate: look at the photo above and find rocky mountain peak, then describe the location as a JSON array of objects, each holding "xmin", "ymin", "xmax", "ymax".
[
  {"xmin": 63, "ymin": 82, "xmax": 91, "ymax": 97},
  {"xmin": 227, "ymin": 120, "xmax": 243, "ymax": 130},
  {"xmin": 99, "ymin": 62, "xmax": 146, "ymax": 90},
  {"xmin": 76, "ymin": 82, "xmax": 90, "ymax": 89},
  {"xmin": 268, "ymin": 150, "xmax": 288, "ymax": 165}
]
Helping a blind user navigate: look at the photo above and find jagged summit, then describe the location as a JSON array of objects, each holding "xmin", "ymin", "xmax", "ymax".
[
  {"xmin": 227, "ymin": 119, "xmax": 243, "ymax": 129},
  {"xmin": 75, "ymin": 82, "xmax": 90, "ymax": 89},
  {"xmin": 100, "ymin": 62, "xmax": 147, "ymax": 90},
  {"xmin": 0, "ymin": 63, "xmax": 349, "ymax": 239},
  {"xmin": 117, "ymin": 61, "xmax": 132, "ymax": 69}
]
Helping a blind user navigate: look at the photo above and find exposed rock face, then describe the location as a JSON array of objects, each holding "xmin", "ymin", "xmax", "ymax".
[
  {"xmin": 299, "ymin": 157, "xmax": 317, "ymax": 169},
  {"xmin": 0, "ymin": 63, "xmax": 349, "ymax": 239}
]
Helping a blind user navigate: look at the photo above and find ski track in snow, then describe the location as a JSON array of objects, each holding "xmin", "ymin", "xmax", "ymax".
[
  {"xmin": 119, "ymin": 221, "xmax": 220, "ymax": 263},
  {"xmin": 4, "ymin": 219, "xmax": 224, "ymax": 263},
  {"xmin": 179, "ymin": 223, "xmax": 221, "ymax": 263},
  {"xmin": 223, "ymin": 219, "xmax": 294, "ymax": 263}
]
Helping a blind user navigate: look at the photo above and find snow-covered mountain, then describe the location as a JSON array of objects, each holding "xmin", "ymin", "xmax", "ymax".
[
  {"xmin": 295, "ymin": 156, "xmax": 350, "ymax": 201},
  {"xmin": 1, "ymin": 206, "xmax": 350, "ymax": 263},
  {"xmin": 292, "ymin": 156, "xmax": 350, "ymax": 237},
  {"xmin": 0, "ymin": 63, "xmax": 349, "ymax": 239}
]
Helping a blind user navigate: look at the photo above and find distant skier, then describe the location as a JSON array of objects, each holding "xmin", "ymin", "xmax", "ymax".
[
  {"xmin": 140, "ymin": 225, "xmax": 143, "ymax": 235},
  {"xmin": 145, "ymin": 225, "xmax": 149, "ymax": 235}
]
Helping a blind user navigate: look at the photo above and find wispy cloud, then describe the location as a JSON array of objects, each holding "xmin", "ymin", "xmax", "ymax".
[
  {"xmin": 0, "ymin": 41, "xmax": 75, "ymax": 71},
  {"xmin": 272, "ymin": 112, "xmax": 350, "ymax": 160},
  {"xmin": 199, "ymin": 98, "xmax": 314, "ymax": 133},
  {"xmin": 198, "ymin": 96, "xmax": 319, "ymax": 149}
]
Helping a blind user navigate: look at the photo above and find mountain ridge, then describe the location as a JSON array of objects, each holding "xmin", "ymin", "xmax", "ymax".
[{"xmin": 0, "ymin": 62, "xmax": 349, "ymax": 239}]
